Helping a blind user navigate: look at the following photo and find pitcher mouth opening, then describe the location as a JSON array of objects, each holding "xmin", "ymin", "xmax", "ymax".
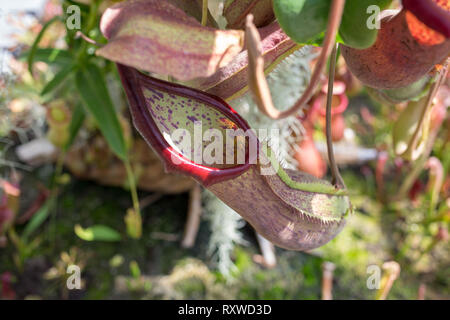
[
  {"xmin": 117, "ymin": 63, "xmax": 261, "ymax": 187},
  {"xmin": 402, "ymin": 0, "xmax": 450, "ymax": 40}
]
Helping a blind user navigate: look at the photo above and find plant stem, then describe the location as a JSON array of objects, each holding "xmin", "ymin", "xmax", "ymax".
[
  {"xmin": 8, "ymin": 227, "xmax": 24, "ymax": 271},
  {"xmin": 201, "ymin": 0, "xmax": 208, "ymax": 26},
  {"xmin": 396, "ymin": 62, "xmax": 449, "ymax": 199},
  {"xmin": 246, "ymin": 0, "xmax": 346, "ymax": 119},
  {"xmin": 76, "ymin": 0, "xmax": 100, "ymax": 63},
  {"xmin": 75, "ymin": 31, "xmax": 101, "ymax": 47},
  {"xmin": 124, "ymin": 159, "xmax": 141, "ymax": 219},
  {"xmin": 321, "ymin": 262, "xmax": 335, "ymax": 300},
  {"xmin": 403, "ymin": 74, "xmax": 443, "ymax": 160},
  {"xmin": 325, "ymin": 44, "xmax": 345, "ymax": 188},
  {"xmin": 181, "ymin": 183, "xmax": 202, "ymax": 248},
  {"xmin": 376, "ymin": 261, "xmax": 400, "ymax": 300},
  {"xmin": 51, "ymin": 152, "xmax": 65, "ymax": 189},
  {"xmin": 49, "ymin": 152, "xmax": 65, "ymax": 247}
]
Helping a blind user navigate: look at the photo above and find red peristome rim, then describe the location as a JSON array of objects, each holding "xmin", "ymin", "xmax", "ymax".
[
  {"xmin": 314, "ymin": 93, "xmax": 349, "ymax": 117},
  {"xmin": 116, "ymin": 63, "xmax": 257, "ymax": 187},
  {"xmin": 321, "ymin": 81, "xmax": 346, "ymax": 96},
  {"xmin": 402, "ymin": 0, "xmax": 450, "ymax": 38}
]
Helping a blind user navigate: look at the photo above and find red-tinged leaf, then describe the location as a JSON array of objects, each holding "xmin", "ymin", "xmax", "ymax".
[
  {"xmin": 0, "ymin": 272, "xmax": 16, "ymax": 300},
  {"xmin": 0, "ymin": 206, "xmax": 14, "ymax": 235},
  {"xmin": 189, "ymin": 22, "xmax": 301, "ymax": 100},
  {"xmin": 224, "ymin": 0, "xmax": 275, "ymax": 29},
  {"xmin": 117, "ymin": 64, "xmax": 350, "ymax": 251},
  {"xmin": 97, "ymin": 0, "xmax": 244, "ymax": 81}
]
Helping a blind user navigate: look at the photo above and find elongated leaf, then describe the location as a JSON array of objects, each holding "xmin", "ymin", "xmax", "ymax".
[
  {"xmin": 27, "ymin": 16, "xmax": 62, "ymax": 74},
  {"xmin": 22, "ymin": 197, "xmax": 54, "ymax": 239},
  {"xmin": 74, "ymin": 224, "xmax": 121, "ymax": 242},
  {"xmin": 97, "ymin": 0, "xmax": 244, "ymax": 81},
  {"xmin": 339, "ymin": 0, "xmax": 392, "ymax": 49},
  {"xmin": 224, "ymin": 0, "xmax": 275, "ymax": 29},
  {"xmin": 63, "ymin": 102, "xmax": 86, "ymax": 151},
  {"xmin": 189, "ymin": 22, "xmax": 300, "ymax": 100},
  {"xmin": 392, "ymin": 95, "xmax": 431, "ymax": 160},
  {"xmin": 273, "ymin": 0, "xmax": 331, "ymax": 44},
  {"xmin": 41, "ymin": 64, "xmax": 76, "ymax": 96},
  {"xmin": 75, "ymin": 64, "xmax": 127, "ymax": 160},
  {"xmin": 20, "ymin": 48, "xmax": 73, "ymax": 67},
  {"xmin": 129, "ymin": 261, "xmax": 141, "ymax": 279},
  {"xmin": 117, "ymin": 64, "xmax": 350, "ymax": 251}
]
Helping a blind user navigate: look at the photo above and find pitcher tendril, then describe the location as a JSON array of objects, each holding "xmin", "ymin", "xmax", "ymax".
[
  {"xmin": 326, "ymin": 44, "xmax": 346, "ymax": 189},
  {"xmin": 245, "ymin": 0, "xmax": 346, "ymax": 120}
]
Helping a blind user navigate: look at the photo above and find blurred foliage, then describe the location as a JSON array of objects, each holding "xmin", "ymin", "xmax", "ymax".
[{"xmin": 0, "ymin": 0, "xmax": 448, "ymax": 300}]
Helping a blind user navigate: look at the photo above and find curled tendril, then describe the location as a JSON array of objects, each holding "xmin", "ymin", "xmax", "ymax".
[{"xmin": 245, "ymin": 0, "xmax": 346, "ymax": 120}]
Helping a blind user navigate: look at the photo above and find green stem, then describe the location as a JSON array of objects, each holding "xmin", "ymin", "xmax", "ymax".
[
  {"xmin": 397, "ymin": 155, "xmax": 427, "ymax": 199},
  {"xmin": 403, "ymin": 77, "xmax": 441, "ymax": 160},
  {"xmin": 52, "ymin": 152, "xmax": 66, "ymax": 189},
  {"xmin": 396, "ymin": 63, "xmax": 449, "ymax": 200},
  {"xmin": 28, "ymin": 16, "xmax": 63, "ymax": 75},
  {"xmin": 201, "ymin": 0, "xmax": 208, "ymax": 26},
  {"xmin": 49, "ymin": 151, "xmax": 66, "ymax": 247},
  {"xmin": 76, "ymin": 0, "xmax": 100, "ymax": 63},
  {"xmin": 326, "ymin": 44, "xmax": 345, "ymax": 189},
  {"xmin": 8, "ymin": 227, "xmax": 24, "ymax": 271},
  {"xmin": 124, "ymin": 159, "xmax": 141, "ymax": 218}
]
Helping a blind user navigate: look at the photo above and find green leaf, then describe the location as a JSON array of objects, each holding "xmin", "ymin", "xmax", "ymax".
[
  {"xmin": 74, "ymin": 224, "xmax": 122, "ymax": 242},
  {"xmin": 392, "ymin": 94, "xmax": 431, "ymax": 161},
  {"xmin": 27, "ymin": 16, "xmax": 62, "ymax": 75},
  {"xmin": 19, "ymin": 48, "xmax": 73, "ymax": 67},
  {"xmin": 273, "ymin": 0, "xmax": 331, "ymax": 44},
  {"xmin": 41, "ymin": 64, "xmax": 77, "ymax": 96},
  {"xmin": 124, "ymin": 208, "xmax": 142, "ymax": 239},
  {"xmin": 339, "ymin": 0, "xmax": 392, "ymax": 49},
  {"xmin": 22, "ymin": 198, "xmax": 54, "ymax": 240},
  {"xmin": 75, "ymin": 64, "xmax": 127, "ymax": 160},
  {"xmin": 63, "ymin": 102, "xmax": 86, "ymax": 151},
  {"xmin": 129, "ymin": 261, "xmax": 141, "ymax": 279}
]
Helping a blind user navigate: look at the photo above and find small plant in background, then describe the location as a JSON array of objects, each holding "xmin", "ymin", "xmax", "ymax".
[
  {"xmin": 0, "ymin": 0, "xmax": 448, "ymax": 300},
  {"xmin": 22, "ymin": 0, "xmax": 143, "ymax": 243},
  {"xmin": 44, "ymin": 247, "xmax": 89, "ymax": 299},
  {"xmin": 203, "ymin": 189, "xmax": 247, "ymax": 278}
]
